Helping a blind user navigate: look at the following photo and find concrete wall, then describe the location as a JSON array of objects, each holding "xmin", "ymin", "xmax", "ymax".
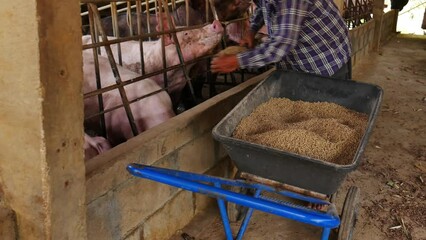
[{"xmin": 84, "ymin": 71, "xmax": 271, "ymax": 240}]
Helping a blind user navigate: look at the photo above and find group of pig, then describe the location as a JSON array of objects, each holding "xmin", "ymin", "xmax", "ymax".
[{"xmin": 82, "ymin": 0, "xmax": 252, "ymax": 160}]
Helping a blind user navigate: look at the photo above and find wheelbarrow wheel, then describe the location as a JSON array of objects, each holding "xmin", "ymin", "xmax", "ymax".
[
  {"xmin": 337, "ymin": 186, "xmax": 360, "ymax": 240},
  {"xmin": 227, "ymin": 185, "xmax": 251, "ymax": 222},
  {"xmin": 226, "ymin": 171, "xmax": 253, "ymax": 222}
]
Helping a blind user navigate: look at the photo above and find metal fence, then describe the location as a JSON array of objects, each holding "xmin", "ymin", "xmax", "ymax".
[
  {"xmin": 343, "ymin": 0, "xmax": 374, "ymax": 29},
  {"xmin": 81, "ymin": 0, "xmax": 252, "ymax": 145}
]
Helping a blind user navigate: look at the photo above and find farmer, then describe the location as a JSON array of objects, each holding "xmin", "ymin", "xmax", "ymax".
[
  {"xmin": 391, "ymin": 0, "xmax": 409, "ymax": 11},
  {"xmin": 211, "ymin": 0, "xmax": 352, "ymax": 80}
]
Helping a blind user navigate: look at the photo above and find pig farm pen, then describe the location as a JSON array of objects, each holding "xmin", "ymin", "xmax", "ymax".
[
  {"xmin": 83, "ymin": 1, "xmax": 396, "ymax": 239},
  {"xmin": 81, "ymin": 0, "xmax": 271, "ymax": 238},
  {"xmin": 81, "ymin": 0, "xmax": 265, "ymax": 157},
  {"xmin": 0, "ymin": 0, "xmax": 400, "ymax": 239},
  {"xmin": 81, "ymin": 1, "xmax": 398, "ymax": 238}
]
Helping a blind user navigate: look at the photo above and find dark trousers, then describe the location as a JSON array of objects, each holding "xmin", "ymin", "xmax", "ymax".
[
  {"xmin": 331, "ymin": 58, "xmax": 352, "ymax": 80},
  {"xmin": 276, "ymin": 57, "xmax": 352, "ymax": 80}
]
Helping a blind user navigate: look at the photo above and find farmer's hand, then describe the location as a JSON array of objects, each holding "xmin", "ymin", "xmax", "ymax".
[{"xmin": 211, "ymin": 54, "xmax": 239, "ymax": 73}]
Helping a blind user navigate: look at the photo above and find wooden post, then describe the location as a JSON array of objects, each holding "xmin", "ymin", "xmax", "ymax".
[
  {"xmin": 333, "ymin": 0, "xmax": 345, "ymax": 16},
  {"xmin": 0, "ymin": 0, "xmax": 87, "ymax": 239},
  {"xmin": 373, "ymin": 0, "xmax": 385, "ymax": 50}
]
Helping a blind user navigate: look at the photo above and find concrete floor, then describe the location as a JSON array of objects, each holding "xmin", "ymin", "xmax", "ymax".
[{"xmin": 169, "ymin": 34, "xmax": 426, "ymax": 240}]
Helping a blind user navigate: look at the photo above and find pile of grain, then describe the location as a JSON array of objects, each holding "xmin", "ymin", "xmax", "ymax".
[{"xmin": 232, "ymin": 98, "xmax": 368, "ymax": 165}]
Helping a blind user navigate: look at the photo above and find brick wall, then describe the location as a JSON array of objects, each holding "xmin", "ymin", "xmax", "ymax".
[{"xmin": 349, "ymin": 19, "xmax": 376, "ymax": 69}]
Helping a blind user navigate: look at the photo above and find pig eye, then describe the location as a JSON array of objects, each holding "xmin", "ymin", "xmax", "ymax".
[{"xmin": 184, "ymin": 32, "xmax": 188, "ymax": 36}]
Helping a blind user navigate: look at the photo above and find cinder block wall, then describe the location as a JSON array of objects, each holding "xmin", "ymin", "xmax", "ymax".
[
  {"xmin": 348, "ymin": 10, "xmax": 398, "ymax": 70},
  {"xmin": 84, "ymin": 71, "xmax": 271, "ymax": 240},
  {"xmin": 349, "ymin": 19, "xmax": 376, "ymax": 69}
]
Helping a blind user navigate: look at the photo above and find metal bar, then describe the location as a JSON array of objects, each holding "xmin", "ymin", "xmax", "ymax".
[
  {"xmin": 171, "ymin": 0, "xmax": 176, "ymax": 11},
  {"xmin": 321, "ymin": 228, "xmax": 331, "ymax": 240},
  {"xmin": 161, "ymin": 0, "xmax": 196, "ymax": 103},
  {"xmin": 185, "ymin": 0, "xmax": 189, "ymax": 26},
  {"xmin": 126, "ymin": 164, "xmax": 341, "ymax": 228},
  {"xmin": 80, "ymin": 1, "xmax": 127, "ymax": 16},
  {"xmin": 85, "ymin": 86, "xmax": 166, "ymax": 120},
  {"xmin": 82, "ymin": 0, "xmax": 164, "ymax": 4},
  {"xmin": 214, "ymin": 182, "xmax": 234, "ymax": 240},
  {"xmin": 83, "ymin": 53, "xmax": 214, "ymax": 99},
  {"xmin": 128, "ymin": 164, "xmax": 330, "ymax": 205},
  {"xmin": 80, "ymin": 0, "xmax": 185, "ymax": 15},
  {"xmin": 111, "ymin": 2, "xmax": 123, "ymax": 65},
  {"xmin": 88, "ymin": 4, "xmax": 107, "ymax": 137},
  {"xmin": 146, "ymin": 0, "xmax": 152, "ymax": 40},
  {"xmin": 157, "ymin": 0, "xmax": 169, "ymax": 91},
  {"xmin": 240, "ymin": 172, "xmax": 329, "ymax": 200},
  {"xmin": 235, "ymin": 189, "xmax": 262, "ymax": 240},
  {"xmin": 127, "ymin": 1, "xmax": 134, "ymax": 36},
  {"xmin": 208, "ymin": 0, "xmax": 219, "ymax": 21},
  {"xmin": 205, "ymin": 0, "xmax": 210, "ymax": 22},
  {"xmin": 207, "ymin": 0, "xmax": 238, "ymax": 87},
  {"xmin": 89, "ymin": 3, "xmax": 139, "ymax": 137},
  {"xmin": 82, "ymin": 23, "xmax": 207, "ymax": 49},
  {"xmin": 136, "ymin": 0, "xmax": 145, "ymax": 75}
]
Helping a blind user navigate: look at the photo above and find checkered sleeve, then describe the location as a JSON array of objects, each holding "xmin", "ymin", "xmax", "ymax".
[
  {"xmin": 249, "ymin": 2, "xmax": 265, "ymax": 33},
  {"xmin": 238, "ymin": 0, "xmax": 310, "ymax": 69}
]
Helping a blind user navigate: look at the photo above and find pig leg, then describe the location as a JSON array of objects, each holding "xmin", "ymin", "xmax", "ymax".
[{"xmin": 84, "ymin": 133, "xmax": 112, "ymax": 160}]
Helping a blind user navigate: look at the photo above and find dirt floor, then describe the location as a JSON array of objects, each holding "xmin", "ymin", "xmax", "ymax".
[{"xmin": 169, "ymin": 34, "xmax": 426, "ymax": 240}]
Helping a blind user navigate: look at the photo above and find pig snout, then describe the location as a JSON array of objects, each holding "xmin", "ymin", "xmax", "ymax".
[{"xmin": 211, "ymin": 20, "xmax": 224, "ymax": 33}]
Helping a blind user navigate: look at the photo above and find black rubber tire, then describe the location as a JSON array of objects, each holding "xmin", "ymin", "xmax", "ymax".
[
  {"xmin": 337, "ymin": 186, "xmax": 361, "ymax": 240},
  {"xmin": 226, "ymin": 171, "xmax": 252, "ymax": 222},
  {"xmin": 330, "ymin": 192, "xmax": 338, "ymax": 204},
  {"xmin": 227, "ymin": 185, "xmax": 250, "ymax": 222}
]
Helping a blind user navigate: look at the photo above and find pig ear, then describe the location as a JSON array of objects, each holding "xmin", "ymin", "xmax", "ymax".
[
  {"xmin": 162, "ymin": 35, "xmax": 174, "ymax": 46},
  {"xmin": 156, "ymin": 13, "xmax": 176, "ymax": 46},
  {"xmin": 155, "ymin": 13, "xmax": 176, "ymax": 32}
]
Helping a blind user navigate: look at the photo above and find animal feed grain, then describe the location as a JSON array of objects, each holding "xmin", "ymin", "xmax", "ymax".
[{"xmin": 232, "ymin": 98, "xmax": 368, "ymax": 165}]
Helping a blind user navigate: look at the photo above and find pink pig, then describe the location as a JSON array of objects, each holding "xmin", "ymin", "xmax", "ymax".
[
  {"xmin": 84, "ymin": 133, "xmax": 112, "ymax": 160},
  {"xmin": 82, "ymin": 20, "xmax": 224, "ymax": 104},
  {"xmin": 82, "ymin": 51, "xmax": 175, "ymax": 147}
]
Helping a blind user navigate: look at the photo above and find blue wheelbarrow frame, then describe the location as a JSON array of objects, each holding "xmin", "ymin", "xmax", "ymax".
[{"xmin": 127, "ymin": 163, "xmax": 340, "ymax": 240}]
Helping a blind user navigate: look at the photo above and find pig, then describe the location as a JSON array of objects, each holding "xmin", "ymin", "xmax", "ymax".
[
  {"xmin": 188, "ymin": 0, "xmax": 251, "ymax": 21},
  {"xmin": 83, "ymin": 51, "xmax": 175, "ymax": 147},
  {"xmin": 82, "ymin": 19, "xmax": 224, "ymax": 106},
  {"xmin": 214, "ymin": 0, "xmax": 252, "ymax": 21},
  {"xmin": 84, "ymin": 133, "xmax": 112, "ymax": 160}
]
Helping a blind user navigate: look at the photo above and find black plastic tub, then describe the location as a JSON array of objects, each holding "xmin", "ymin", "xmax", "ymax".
[{"xmin": 212, "ymin": 70, "xmax": 383, "ymax": 195}]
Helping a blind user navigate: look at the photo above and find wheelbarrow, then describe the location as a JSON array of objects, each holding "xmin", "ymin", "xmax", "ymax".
[{"xmin": 127, "ymin": 70, "xmax": 383, "ymax": 240}]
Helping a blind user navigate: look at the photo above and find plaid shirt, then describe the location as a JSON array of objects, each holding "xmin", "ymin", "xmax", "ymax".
[{"xmin": 237, "ymin": 0, "xmax": 351, "ymax": 77}]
